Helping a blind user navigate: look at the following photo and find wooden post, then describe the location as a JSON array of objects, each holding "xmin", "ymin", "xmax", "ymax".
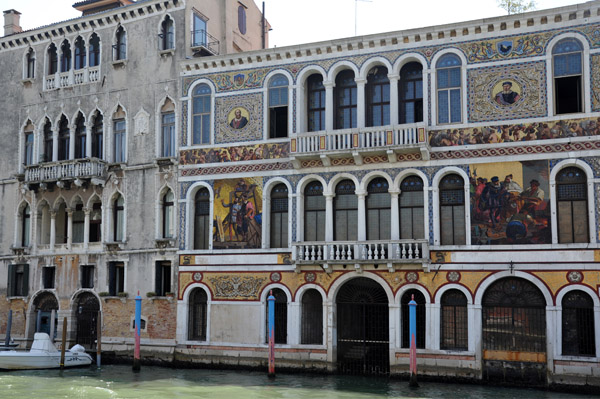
[
  {"xmin": 132, "ymin": 292, "xmax": 141, "ymax": 371},
  {"xmin": 408, "ymin": 294, "xmax": 419, "ymax": 388},
  {"xmin": 4, "ymin": 310, "xmax": 12, "ymax": 347},
  {"xmin": 59, "ymin": 317, "xmax": 67, "ymax": 370},
  {"xmin": 96, "ymin": 311, "xmax": 102, "ymax": 367},
  {"xmin": 267, "ymin": 290, "xmax": 275, "ymax": 377},
  {"xmin": 50, "ymin": 309, "xmax": 56, "ymax": 342}
]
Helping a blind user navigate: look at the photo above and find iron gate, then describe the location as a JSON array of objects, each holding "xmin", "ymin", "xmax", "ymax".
[
  {"xmin": 336, "ymin": 278, "xmax": 389, "ymax": 375},
  {"xmin": 75, "ymin": 293, "xmax": 100, "ymax": 349}
]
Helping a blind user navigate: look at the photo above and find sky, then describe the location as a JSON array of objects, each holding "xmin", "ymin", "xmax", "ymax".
[{"xmin": 0, "ymin": 0, "xmax": 587, "ymax": 48}]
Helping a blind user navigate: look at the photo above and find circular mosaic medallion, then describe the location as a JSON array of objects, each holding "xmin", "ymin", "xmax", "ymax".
[
  {"xmin": 305, "ymin": 272, "xmax": 316, "ymax": 283},
  {"xmin": 192, "ymin": 272, "xmax": 203, "ymax": 282},
  {"xmin": 270, "ymin": 272, "xmax": 282, "ymax": 283},
  {"xmin": 566, "ymin": 271, "xmax": 583, "ymax": 284},
  {"xmin": 446, "ymin": 271, "xmax": 461, "ymax": 283},
  {"xmin": 405, "ymin": 271, "xmax": 419, "ymax": 283}
]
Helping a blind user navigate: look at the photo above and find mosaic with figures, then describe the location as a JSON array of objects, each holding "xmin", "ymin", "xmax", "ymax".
[
  {"xmin": 180, "ymin": 143, "xmax": 289, "ymax": 165},
  {"xmin": 215, "ymin": 93, "xmax": 263, "ymax": 144}
]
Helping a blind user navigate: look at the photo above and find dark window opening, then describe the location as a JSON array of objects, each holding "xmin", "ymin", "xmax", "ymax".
[
  {"xmin": 8, "ymin": 264, "xmax": 29, "ymax": 297},
  {"xmin": 60, "ymin": 40, "xmax": 71, "ymax": 73},
  {"xmin": 441, "ymin": 289, "xmax": 468, "ymax": 350},
  {"xmin": 366, "ymin": 66, "xmax": 390, "ymax": 127},
  {"xmin": 301, "ymin": 289, "xmax": 323, "ymax": 344},
  {"xmin": 58, "ymin": 115, "xmax": 70, "ymax": 161},
  {"xmin": 91, "ymin": 113, "xmax": 103, "ymax": 159},
  {"xmin": 270, "ymin": 184, "xmax": 288, "ymax": 248},
  {"xmin": 161, "ymin": 16, "xmax": 174, "ymax": 50},
  {"xmin": 304, "ymin": 181, "xmax": 325, "ymax": 241},
  {"xmin": 307, "ymin": 74, "xmax": 325, "ymax": 132},
  {"xmin": 42, "ymin": 267, "xmax": 55, "ymax": 289},
  {"xmin": 115, "ymin": 27, "xmax": 127, "ymax": 60},
  {"xmin": 89, "ymin": 201, "xmax": 102, "ymax": 243},
  {"xmin": 194, "ymin": 188, "xmax": 210, "ymax": 249},
  {"xmin": 155, "ymin": 261, "xmax": 171, "ymax": 296},
  {"xmin": 334, "ymin": 70, "xmax": 357, "ymax": 130},
  {"xmin": 26, "ymin": 48, "xmax": 35, "ymax": 79},
  {"xmin": 89, "ymin": 33, "xmax": 100, "ymax": 67},
  {"xmin": 399, "ymin": 62, "xmax": 423, "ymax": 124},
  {"xmin": 188, "ymin": 288, "xmax": 207, "ymax": 341},
  {"xmin": 108, "ymin": 261, "xmax": 125, "ymax": 296},
  {"xmin": 72, "ymin": 203, "xmax": 85, "ymax": 244},
  {"xmin": 74, "ymin": 36, "xmax": 86, "ymax": 70},
  {"xmin": 562, "ymin": 290, "xmax": 595, "ymax": 356},
  {"xmin": 75, "ymin": 114, "xmax": 86, "ymax": 159},
  {"xmin": 43, "ymin": 120, "xmax": 53, "ymax": 162},
  {"xmin": 553, "ymin": 38, "xmax": 583, "ymax": 115},
  {"xmin": 47, "ymin": 44, "xmax": 58, "ymax": 75},
  {"xmin": 81, "ymin": 265, "xmax": 94, "ymax": 289}
]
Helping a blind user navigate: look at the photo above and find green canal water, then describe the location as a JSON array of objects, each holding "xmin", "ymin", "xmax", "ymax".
[{"xmin": 0, "ymin": 365, "xmax": 596, "ymax": 399}]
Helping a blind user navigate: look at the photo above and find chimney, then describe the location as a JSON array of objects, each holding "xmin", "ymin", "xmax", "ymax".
[{"xmin": 3, "ymin": 9, "xmax": 22, "ymax": 37}]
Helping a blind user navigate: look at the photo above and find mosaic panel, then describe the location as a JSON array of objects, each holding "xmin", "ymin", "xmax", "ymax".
[
  {"xmin": 429, "ymin": 117, "xmax": 600, "ymax": 147},
  {"xmin": 180, "ymin": 101, "xmax": 188, "ymax": 147},
  {"xmin": 215, "ymin": 93, "xmax": 263, "ymax": 144},
  {"xmin": 180, "ymin": 161, "xmax": 292, "ymax": 177},
  {"xmin": 468, "ymin": 62, "xmax": 546, "ymax": 123},
  {"xmin": 180, "ymin": 143, "xmax": 290, "ymax": 165},
  {"xmin": 592, "ymin": 54, "xmax": 600, "ymax": 112},
  {"xmin": 458, "ymin": 33, "xmax": 548, "ymax": 63}
]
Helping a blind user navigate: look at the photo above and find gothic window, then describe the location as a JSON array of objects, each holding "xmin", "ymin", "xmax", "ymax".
[
  {"xmin": 162, "ymin": 190, "xmax": 175, "ymax": 239},
  {"xmin": 401, "ymin": 289, "xmax": 426, "ymax": 348},
  {"xmin": 304, "ymin": 181, "xmax": 325, "ymax": 241},
  {"xmin": 43, "ymin": 119, "xmax": 53, "ymax": 162},
  {"xmin": 24, "ymin": 123, "xmax": 34, "ymax": 166},
  {"xmin": 47, "ymin": 43, "xmax": 58, "ymax": 75},
  {"xmin": 334, "ymin": 180, "xmax": 357, "ymax": 241},
  {"xmin": 265, "ymin": 288, "xmax": 288, "ymax": 344},
  {"xmin": 60, "ymin": 39, "xmax": 71, "ymax": 73},
  {"xmin": 439, "ymin": 174, "xmax": 465, "ymax": 245},
  {"xmin": 440, "ymin": 289, "xmax": 468, "ymax": 350},
  {"xmin": 399, "ymin": 176, "xmax": 425, "ymax": 239},
  {"xmin": 366, "ymin": 66, "xmax": 390, "ymax": 127},
  {"xmin": 91, "ymin": 112, "xmax": 103, "ymax": 159},
  {"xmin": 21, "ymin": 204, "xmax": 31, "ymax": 247},
  {"xmin": 194, "ymin": 188, "xmax": 210, "ymax": 249},
  {"xmin": 72, "ymin": 203, "xmax": 85, "ymax": 244},
  {"xmin": 436, "ymin": 54, "xmax": 461, "ymax": 124},
  {"xmin": 58, "ymin": 115, "xmax": 70, "ymax": 161},
  {"xmin": 75, "ymin": 113, "xmax": 86, "ymax": 159},
  {"xmin": 114, "ymin": 26, "xmax": 127, "ymax": 61},
  {"xmin": 89, "ymin": 200, "xmax": 102, "ymax": 243},
  {"xmin": 366, "ymin": 177, "xmax": 390, "ymax": 240},
  {"xmin": 160, "ymin": 16, "xmax": 174, "ymax": 50},
  {"xmin": 89, "ymin": 33, "xmax": 100, "ymax": 67},
  {"xmin": 562, "ymin": 290, "xmax": 596, "ymax": 356},
  {"xmin": 26, "ymin": 48, "xmax": 35, "ymax": 79},
  {"xmin": 188, "ymin": 288, "xmax": 207, "ymax": 341},
  {"xmin": 192, "ymin": 84, "xmax": 211, "ymax": 145},
  {"xmin": 55, "ymin": 202, "xmax": 68, "ymax": 244},
  {"xmin": 161, "ymin": 102, "xmax": 176, "ymax": 157},
  {"xmin": 269, "ymin": 74, "xmax": 289, "ymax": 138},
  {"xmin": 334, "ymin": 70, "xmax": 357, "ymax": 129},
  {"xmin": 399, "ymin": 62, "xmax": 423, "ymax": 124},
  {"xmin": 113, "ymin": 113, "xmax": 126, "ymax": 163},
  {"xmin": 113, "ymin": 195, "xmax": 124, "ymax": 242},
  {"xmin": 301, "ymin": 289, "xmax": 323, "ymax": 345},
  {"xmin": 553, "ymin": 38, "xmax": 583, "ymax": 115},
  {"xmin": 270, "ymin": 184, "xmax": 288, "ymax": 248},
  {"xmin": 557, "ymin": 167, "xmax": 588, "ymax": 243},
  {"xmin": 307, "ymin": 74, "xmax": 325, "ymax": 132},
  {"xmin": 74, "ymin": 36, "xmax": 86, "ymax": 70}
]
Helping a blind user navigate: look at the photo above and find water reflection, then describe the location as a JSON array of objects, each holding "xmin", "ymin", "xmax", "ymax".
[{"xmin": 0, "ymin": 365, "xmax": 596, "ymax": 399}]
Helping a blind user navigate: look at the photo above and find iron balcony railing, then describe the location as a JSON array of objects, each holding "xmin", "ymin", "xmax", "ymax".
[
  {"xmin": 24, "ymin": 158, "xmax": 107, "ymax": 184},
  {"xmin": 291, "ymin": 124, "xmax": 427, "ymax": 155},
  {"xmin": 292, "ymin": 239, "xmax": 429, "ymax": 263},
  {"xmin": 190, "ymin": 29, "xmax": 219, "ymax": 55}
]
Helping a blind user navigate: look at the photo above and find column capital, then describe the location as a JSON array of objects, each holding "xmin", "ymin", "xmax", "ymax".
[
  {"xmin": 354, "ymin": 77, "xmax": 367, "ymax": 85},
  {"xmin": 323, "ymin": 81, "xmax": 335, "ymax": 89},
  {"xmin": 324, "ymin": 193, "xmax": 336, "ymax": 200}
]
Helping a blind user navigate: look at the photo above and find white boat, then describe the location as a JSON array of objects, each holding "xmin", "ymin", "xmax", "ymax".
[{"xmin": 0, "ymin": 333, "xmax": 93, "ymax": 370}]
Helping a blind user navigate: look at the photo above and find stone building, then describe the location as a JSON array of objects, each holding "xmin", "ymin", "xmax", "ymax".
[
  {"xmin": 0, "ymin": 0, "xmax": 267, "ymax": 356},
  {"xmin": 175, "ymin": 0, "xmax": 600, "ymax": 388}
]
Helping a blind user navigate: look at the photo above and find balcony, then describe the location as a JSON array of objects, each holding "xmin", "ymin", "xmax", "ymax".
[
  {"xmin": 190, "ymin": 30, "xmax": 219, "ymax": 56},
  {"xmin": 24, "ymin": 158, "xmax": 107, "ymax": 188},
  {"xmin": 292, "ymin": 239, "xmax": 430, "ymax": 272},
  {"xmin": 44, "ymin": 66, "xmax": 100, "ymax": 91},
  {"xmin": 290, "ymin": 124, "xmax": 429, "ymax": 168}
]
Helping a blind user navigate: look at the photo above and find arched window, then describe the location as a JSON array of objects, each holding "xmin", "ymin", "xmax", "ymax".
[
  {"xmin": 270, "ymin": 184, "xmax": 288, "ymax": 248},
  {"xmin": 188, "ymin": 288, "xmax": 207, "ymax": 341},
  {"xmin": 301, "ymin": 289, "xmax": 323, "ymax": 344},
  {"xmin": 194, "ymin": 188, "xmax": 210, "ymax": 249},
  {"xmin": 192, "ymin": 84, "xmax": 211, "ymax": 145},
  {"xmin": 238, "ymin": 5, "xmax": 247, "ymax": 34},
  {"xmin": 265, "ymin": 288, "xmax": 288, "ymax": 344},
  {"xmin": 115, "ymin": 26, "xmax": 127, "ymax": 61},
  {"xmin": 113, "ymin": 106, "xmax": 126, "ymax": 163},
  {"xmin": 401, "ymin": 289, "xmax": 426, "ymax": 348},
  {"xmin": 562, "ymin": 290, "xmax": 595, "ymax": 356},
  {"xmin": 334, "ymin": 70, "xmax": 357, "ymax": 129},
  {"xmin": 89, "ymin": 33, "xmax": 100, "ymax": 67},
  {"xmin": 60, "ymin": 40, "xmax": 71, "ymax": 73},
  {"xmin": 557, "ymin": 167, "xmax": 588, "ymax": 243},
  {"xmin": 441, "ymin": 289, "xmax": 468, "ymax": 350},
  {"xmin": 161, "ymin": 99, "xmax": 176, "ymax": 157},
  {"xmin": 399, "ymin": 176, "xmax": 425, "ymax": 239},
  {"xmin": 334, "ymin": 180, "xmax": 357, "ymax": 241},
  {"xmin": 162, "ymin": 190, "xmax": 174, "ymax": 239},
  {"xmin": 58, "ymin": 115, "xmax": 70, "ymax": 161},
  {"xmin": 553, "ymin": 38, "xmax": 583, "ymax": 115},
  {"xmin": 269, "ymin": 74, "xmax": 289, "ymax": 138},
  {"xmin": 47, "ymin": 44, "xmax": 58, "ymax": 75},
  {"xmin": 439, "ymin": 174, "xmax": 465, "ymax": 245},
  {"xmin": 72, "ymin": 202, "xmax": 85, "ymax": 244},
  {"xmin": 366, "ymin": 66, "xmax": 390, "ymax": 127},
  {"xmin": 74, "ymin": 113, "xmax": 86, "ymax": 158},
  {"xmin": 307, "ymin": 74, "xmax": 325, "ymax": 132},
  {"xmin": 91, "ymin": 112, "xmax": 103, "ymax": 159},
  {"xmin": 21, "ymin": 205, "xmax": 31, "ymax": 247},
  {"xmin": 436, "ymin": 54, "xmax": 461, "ymax": 124},
  {"xmin": 43, "ymin": 119, "xmax": 53, "ymax": 162},
  {"xmin": 23, "ymin": 122, "xmax": 34, "ymax": 166},
  {"xmin": 399, "ymin": 62, "xmax": 423, "ymax": 124},
  {"xmin": 304, "ymin": 181, "xmax": 325, "ymax": 241},
  {"xmin": 366, "ymin": 178, "xmax": 390, "ymax": 240},
  {"xmin": 56, "ymin": 202, "xmax": 68, "ymax": 244},
  {"xmin": 26, "ymin": 48, "xmax": 35, "ymax": 79},
  {"xmin": 74, "ymin": 36, "xmax": 86, "ymax": 70},
  {"xmin": 89, "ymin": 200, "xmax": 102, "ymax": 243},
  {"xmin": 161, "ymin": 16, "xmax": 174, "ymax": 50},
  {"xmin": 113, "ymin": 195, "xmax": 125, "ymax": 242}
]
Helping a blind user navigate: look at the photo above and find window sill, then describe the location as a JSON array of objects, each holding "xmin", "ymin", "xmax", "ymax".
[
  {"xmin": 159, "ymin": 49, "xmax": 175, "ymax": 57},
  {"xmin": 101, "ymin": 296, "xmax": 128, "ymax": 304},
  {"xmin": 148, "ymin": 295, "xmax": 175, "ymax": 303},
  {"xmin": 103, "ymin": 241, "xmax": 126, "ymax": 252},
  {"xmin": 155, "ymin": 157, "xmax": 177, "ymax": 166},
  {"xmin": 112, "ymin": 59, "xmax": 128, "ymax": 68},
  {"xmin": 155, "ymin": 238, "xmax": 177, "ymax": 249},
  {"xmin": 21, "ymin": 78, "xmax": 34, "ymax": 87},
  {"xmin": 6, "ymin": 296, "xmax": 28, "ymax": 302}
]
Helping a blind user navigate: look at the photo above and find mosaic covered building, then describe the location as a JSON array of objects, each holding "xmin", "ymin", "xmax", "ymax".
[{"xmin": 174, "ymin": 0, "xmax": 600, "ymax": 388}]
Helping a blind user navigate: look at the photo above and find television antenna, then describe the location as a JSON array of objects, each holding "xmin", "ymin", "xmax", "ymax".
[{"xmin": 355, "ymin": 0, "xmax": 373, "ymax": 36}]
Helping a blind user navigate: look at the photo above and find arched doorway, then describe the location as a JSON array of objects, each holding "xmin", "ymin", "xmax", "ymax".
[
  {"xmin": 32, "ymin": 292, "xmax": 58, "ymax": 338},
  {"xmin": 336, "ymin": 277, "xmax": 389, "ymax": 375},
  {"xmin": 75, "ymin": 292, "xmax": 100, "ymax": 349},
  {"xmin": 482, "ymin": 277, "xmax": 547, "ymax": 383}
]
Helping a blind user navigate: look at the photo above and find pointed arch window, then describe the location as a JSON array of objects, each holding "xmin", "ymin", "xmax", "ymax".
[
  {"xmin": 89, "ymin": 200, "xmax": 102, "ymax": 243},
  {"xmin": 74, "ymin": 36, "xmax": 86, "ymax": 70},
  {"xmin": 194, "ymin": 188, "xmax": 210, "ymax": 249},
  {"xmin": 47, "ymin": 44, "xmax": 58, "ymax": 75},
  {"xmin": 56, "ymin": 202, "xmax": 68, "ymax": 244},
  {"xmin": 436, "ymin": 54, "xmax": 461, "ymax": 124},
  {"xmin": 113, "ymin": 195, "xmax": 125, "ymax": 242},
  {"xmin": 60, "ymin": 40, "xmax": 71, "ymax": 73},
  {"xmin": 24, "ymin": 123, "xmax": 34, "ymax": 166},
  {"xmin": 366, "ymin": 66, "xmax": 390, "ymax": 127},
  {"xmin": 301, "ymin": 289, "xmax": 323, "ymax": 345},
  {"xmin": 21, "ymin": 205, "xmax": 31, "ymax": 247},
  {"xmin": 439, "ymin": 174, "xmax": 465, "ymax": 245},
  {"xmin": 399, "ymin": 62, "xmax": 423, "ymax": 124},
  {"xmin": 304, "ymin": 181, "xmax": 325, "ymax": 241},
  {"xmin": 553, "ymin": 38, "xmax": 583, "ymax": 115},
  {"xmin": 334, "ymin": 180, "xmax": 357, "ymax": 241},
  {"xmin": 58, "ymin": 115, "xmax": 70, "ymax": 161},
  {"xmin": 161, "ymin": 100, "xmax": 176, "ymax": 157},
  {"xmin": 557, "ymin": 167, "xmax": 588, "ymax": 243},
  {"xmin": 270, "ymin": 184, "xmax": 288, "ymax": 248},
  {"xmin": 399, "ymin": 176, "xmax": 425, "ymax": 239},
  {"xmin": 75, "ymin": 113, "xmax": 86, "ymax": 159},
  {"xmin": 26, "ymin": 48, "xmax": 35, "ymax": 79},
  {"xmin": 89, "ymin": 33, "xmax": 100, "ymax": 67},
  {"xmin": 192, "ymin": 84, "xmax": 211, "ymax": 145},
  {"xmin": 366, "ymin": 178, "xmax": 390, "ymax": 240},
  {"xmin": 162, "ymin": 190, "xmax": 175, "ymax": 239},
  {"xmin": 91, "ymin": 113, "xmax": 103, "ymax": 159},
  {"xmin": 188, "ymin": 288, "xmax": 207, "ymax": 341},
  {"xmin": 73, "ymin": 203, "xmax": 85, "ymax": 243},
  {"xmin": 307, "ymin": 74, "xmax": 325, "ymax": 132},
  {"xmin": 113, "ymin": 107, "xmax": 126, "ymax": 163},
  {"xmin": 161, "ymin": 16, "xmax": 174, "ymax": 50},
  {"xmin": 562, "ymin": 290, "xmax": 595, "ymax": 356},
  {"xmin": 334, "ymin": 70, "xmax": 357, "ymax": 130},
  {"xmin": 43, "ymin": 119, "xmax": 53, "ymax": 162},
  {"xmin": 269, "ymin": 74, "xmax": 289, "ymax": 138},
  {"xmin": 115, "ymin": 26, "xmax": 127, "ymax": 61}
]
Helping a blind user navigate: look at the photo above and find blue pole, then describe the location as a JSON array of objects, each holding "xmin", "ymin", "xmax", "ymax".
[
  {"xmin": 133, "ymin": 291, "xmax": 141, "ymax": 371},
  {"xmin": 267, "ymin": 290, "xmax": 275, "ymax": 377},
  {"xmin": 409, "ymin": 294, "xmax": 419, "ymax": 387}
]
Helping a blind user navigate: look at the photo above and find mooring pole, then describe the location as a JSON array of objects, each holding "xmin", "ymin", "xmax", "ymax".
[
  {"xmin": 96, "ymin": 311, "xmax": 102, "ymax": 367},
  {"xmin": 36, "ymin": 309, "xmax": 42, "ymax": 333},
  {"xmin": 408, "ymin": 294, "xmax": 419, "ymax": 387},
  {"xmin": 59, "ymin": 317, "xmax": 67, "ymax": 370},
  {"xmin": 4, "ymin": 310, "xmax": 12, "ymax": 347},
  {"xmin": 133, "ymin": 291, "xmax": 141, "ymax": 371},
  {"xmin": 267, "ymin": 290, "xmax": 275, "ymax": 377},
  {"xmin": 50, "ymin": 309, "xmax": 56, "ymax": 342}
]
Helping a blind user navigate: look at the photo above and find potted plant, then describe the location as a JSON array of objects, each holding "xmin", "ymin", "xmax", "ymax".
[
  {"xmin": 146, "ymin": 291, "xmax": 157, "ymax": 298},
  {"xmin": 98, "ymin": 291, "xmax": 110, "ymax": 297},
  {"xmin": 117, "ymin": 292, "xmax": 128, "ymax": 298}
]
